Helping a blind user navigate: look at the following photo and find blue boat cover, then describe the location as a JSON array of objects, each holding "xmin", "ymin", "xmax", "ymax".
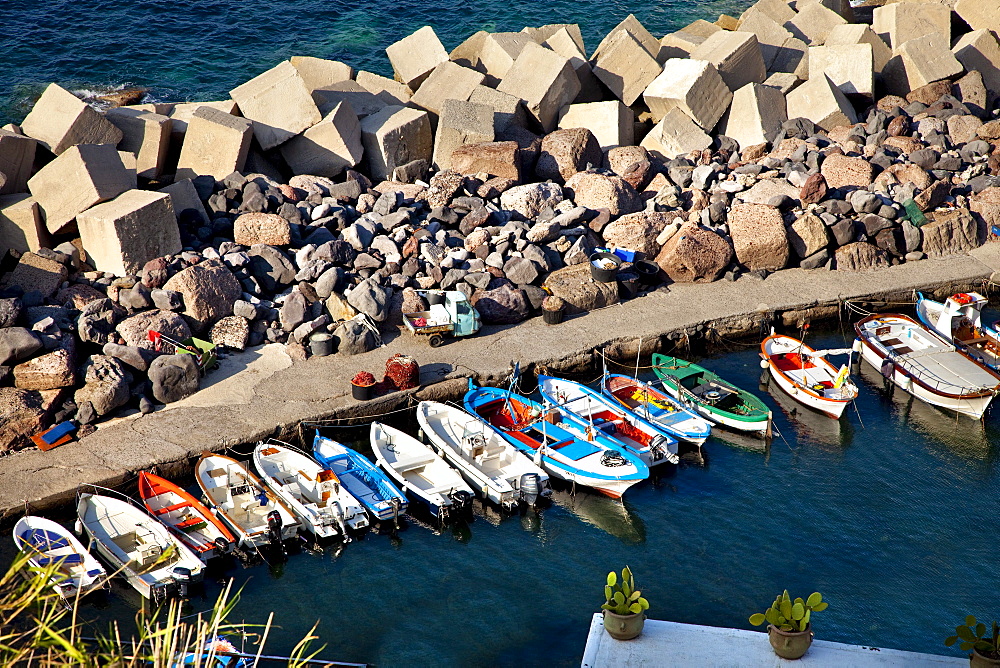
[
  {"xmin": 552, "ymin": 440, "xmax": 601, "ymax": 461},
  {"xmin": 21, "ymin": 528, "xmax": 70, "ymax": 551}
]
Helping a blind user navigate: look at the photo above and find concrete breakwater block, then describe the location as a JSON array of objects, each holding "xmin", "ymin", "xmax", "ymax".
[
  {"xmin": 76, "ymin": 190, "xmax": 182, "ymax": 277},
  {"xmin": 872, "ymin": 2, "xmax": 950, "ymax": 51},
  {"xmin": 174, "ymin": 107, "xmax": 253, "ymax": 181},
  {"xmin": 785, "ymin": 73, "xmax": 857, "ymax": 131},
  {"xmin": 279, "ymin": 101, "xmax": 363, "ymax": 178},
  {"xmin": 20, "ymin": 83, "xmax": 122, "ymax": 155},
  {"xmin": 952, "ymin": 30, "xmax": 1000, "ymax": 97},
  {"xmin": 0, "ymin": 195, "xmax": 46, "ymax": 254},
  {"xmin": 432, "ymin": 99, "xmax": 494, "ymax": 171},
  {"xmin": 640, "ymin": 107, "xmax": 712, "ymax": 160},
  {"xmin": 689, "ymin": 31, "xmax": 766, "ymax": 92},
  {"xmin": 230, "ymin": 61, "xmax": 321, "ymax": 150},
  {"xmin": 498, "ymin": 42, "xmax": 580, "ymax": 132},
  {"xmin": 718, "ymin": 83, "xmax": 787, "ymax": 150},
  {"xmin": 644, "ymin": 58, "xmax": 731, "ymax": 130},
  {"xmin": 360, "ymin": 106, "xmax": 433, "ymax": 181},
  {"xmin": 808, "ymin": 43, "xmax": 874, "ymax": 99},
  {"xmin": 386, "ymin": 25, "xmax": 449, "ymax": 89},
  {"xmin": 886, "ymin": 33, "xmax": 963, "ymax": 95},
  {"xmin": 541, "ymin": 27, "xmax": 604, "ymax": 104},
  {"xmin": 106, "ymin": 107, "xmax": 172, "ymax": 180},
  {"xmin": 591, "ymin": 29, "xmax": 661, "ymax": 107},
  {"xmin": 479, "ymin": 32, "xmax": 534, "ymax": 86},
  {"xmin": 0, "ymin": 129, "xmax": 36, "ymax": 195},
  {"xmin": 825, "ymin": 24, "xmax": 891, "ymax": 77},
  {"xmin": 410, "ymin": 61, "xmax": 486, "ymax": 119},
  {"xmin": 558, "ymin": 101, "xmax": 633, "ymax": 151},
  {"xmin": 27, "ymin": 143, "xmax": 132, "ymax": 235},
  {"xmin": 289, "ymin": 55, "xmax": 354, "ymax": 94}
]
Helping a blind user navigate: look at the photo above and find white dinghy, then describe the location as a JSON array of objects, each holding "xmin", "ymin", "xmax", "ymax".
[
  {"xmin": 370, "ymin": 421, "xmax": 475, "ymax": 521},
  {"xmin": 253, "ymin": 441, "xmax": 368, "ymax": 541},
  {"xmin": 416, "ymin": 401, "xmax": 550, "ymax": 510},
  {"xmin": 13, "ymin": 515, "xmax": 106, "ymax": 599},
  {"xmin": 76, "ymin": 488, "xmax": 204, "ymax": 602},
  {"xmin": 195, "ymin": 453, "xmax": 299, "ymax": 550},
  {"xmin": 761, "ymin": 333, "xmax": 858, "ymax": 419}
]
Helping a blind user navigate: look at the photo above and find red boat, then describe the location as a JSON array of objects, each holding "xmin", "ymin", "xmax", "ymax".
[{"xmin": 138, "ymin": 471, "xmax": 236, "ymax": 560}]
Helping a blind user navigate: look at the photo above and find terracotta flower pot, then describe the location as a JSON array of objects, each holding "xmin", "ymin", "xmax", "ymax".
[
  {"xmin": 972, "ymin": 649, "xmax": 1000, "ymax": 668},
  {"xmin": 602, "ymin": 610, "xmax": 645, "ymax": 640},
  {"xmin": 768, "ymin": 624, "xmax": 813, "ymax": 660}
]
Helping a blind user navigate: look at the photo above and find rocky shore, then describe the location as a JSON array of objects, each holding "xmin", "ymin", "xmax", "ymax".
[{"xmin": 3, "ymin": 0, "xmax": 1000, "ymax": 453}]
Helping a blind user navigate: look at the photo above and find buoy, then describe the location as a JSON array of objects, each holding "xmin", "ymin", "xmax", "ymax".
[{"xmin": 759, "ymin": 359, "xmax": 769, "ymax": 369}]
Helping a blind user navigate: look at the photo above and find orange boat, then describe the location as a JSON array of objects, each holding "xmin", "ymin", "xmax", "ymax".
[{"xmin": 138, "ymin": 471, "xmax": 236, "ymax": 560}]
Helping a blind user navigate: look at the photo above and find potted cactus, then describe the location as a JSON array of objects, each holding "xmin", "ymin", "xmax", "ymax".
[
  {"xmin": 749, "ymin": 590, "xmax": 828, "ymax": 660},
  {"xmin": 601, "ymin": 566, "xmax": 649, "ymax": 640},
  {"xmin": 946, "ymin": 616, "xmax": 1000, "ymax": 667}
]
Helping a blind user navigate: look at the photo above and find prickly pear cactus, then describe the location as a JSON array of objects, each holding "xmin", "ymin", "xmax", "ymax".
[
  {"xmin": 602, "ymin": 566, "xmax": 650, "ymax": 616},
  {"xmin": 749, "ymin": 590, "xmax": 828, "ymax": 632}
]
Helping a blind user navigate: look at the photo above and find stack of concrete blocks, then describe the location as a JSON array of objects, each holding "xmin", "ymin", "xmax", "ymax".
[
  {"xmin": 451, "ymin": 31, "xmax": 490, "ymax": 71},
  {"xmin": 76, "ymin": 190, "xmax": 181, "ymax": 276},
  {"xmin": 872, "ymin": 3, "xmax": 949, "ymax": 51},
  {"xmin": 360, "ymin": 106, "xmax": 433, "ymax": 180},
  {"xmin": 0, "ymin": 129, "xmax": 36, "ymax": 195},
  {"xmin": 558, "ymin": 101, "xmax": 633, "ymax": 151},
  {"xmin": 825, "ymin": 24, "xmax": 891, "ymax": 82},
  {"xmin": 0, "ymin": 195, "xmax": 46, "ymax": 254},
  {"xmin": 385, "ymin": 26, "xmax": 449, "ymax": 89},
  {"xmin": 690, "ymin": 31, "xmax": 767, "ymax": 91},
  {"xmin": 953, "ymin": 30, "xmax": 1000, "ymax": 103},
  {"xmin": 165, "ymin": 100, "xmax": 238, "ymax": 146},
  {"xmin": 737, "ymin": 1, "xmax": 801, "ymax": 75},
  {"xmin": 468, "ymin": 86, "xmax": 529, "ymax": 135},
  {"xmin": 640, "ymin": 108, "xmax": 713, "ymax": 159},
  {"xmin": 479, "ymin": 32, "xmax": 534, "ymax": 87},
  {"xmin": 643, "ymin": 59, "xmax": 732, "ymax": 130},
  {"xmin": 887, "ymin": 33, "xmax": 963, "ymax": 94},
  {"xmin": 175, "ymin": 107, "xmax": 253, "ymax": 181},
  {"xmin": 591, "ymin": 15, "xmax": 664, "ymax": 64},
  {"xmin": 20, "ymin": 83, "xmax": 123, "ymax": 155},
  {"xmin": 808, "ymin": 43, "xmax": 874, "ymax": 100},
  {"xmin": 432, "ymin": 99, "xmax": 495, "ymax": 170},
  {"xmin": 718, "ymin": 83, "xmax": 787, "ymax": 149},
  {"xmin": 784, "ymin": 2, "xmax": 846, "ymax": 46},
  {"xmin": 289, "ymin": 56, "xmax": 354, "ymax": 94},
  {"xmin": 105, "ymin": 107, "xmax": 172, "ymax": 180},
  {"xmin": 410, "ymin": 61, "xmax": 487, "ymax": 121},
  {"xmin": 230, "ymin": 61, "xmax": 321, "ymax": 150},
  {"xmin": 279, "ymin": 102, "xmax": 363, "ymax": 178},
  {"xmin": 498, "ymin": 42, "xmax": 581, "ymax": 132},
  {"xmin": 27, "ymin": 144, "xmax": 133, "ymax": 234}
]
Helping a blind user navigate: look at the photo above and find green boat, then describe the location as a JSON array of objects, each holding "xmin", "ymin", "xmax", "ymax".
[{"xmin": 651, "ymin": 354, "xmax": 771, "ymax": 437}]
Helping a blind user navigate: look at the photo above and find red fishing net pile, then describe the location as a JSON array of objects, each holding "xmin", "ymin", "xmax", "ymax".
[{"xmin": 383, "ymin": 353, "xmax": 420, "ymax": 391}]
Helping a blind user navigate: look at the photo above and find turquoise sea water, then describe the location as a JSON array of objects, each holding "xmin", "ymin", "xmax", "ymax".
[
  {"xmin": 2, "ymin": 323, "xmax": 999, "ymax": 666},
  {"xmin": 0, "ymin": 0, "xmax": 751, "ymax": 126}
]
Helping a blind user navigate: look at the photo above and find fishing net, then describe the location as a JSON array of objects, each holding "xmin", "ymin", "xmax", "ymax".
[{"xmin": 383, "ymin": 354, "xmax": 420, "ymax": 391}]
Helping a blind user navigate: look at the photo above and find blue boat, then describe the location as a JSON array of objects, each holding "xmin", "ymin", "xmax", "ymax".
[
  {"xmin": 463, "ymin": 382, "xmax": 649, "ymax": 499},
  {"xmin": 312, "ymin": 432, "xmax": 408, "ymax": 522},
  {"xmin": 598, "ymin": 373, "xmax": 713, "ymax": 445}
]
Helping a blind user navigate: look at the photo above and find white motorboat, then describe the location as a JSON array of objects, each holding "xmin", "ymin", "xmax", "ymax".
[
  {"xmin": 416, "ymin": 401, "xmax": 550, "ymax": 510},
  {"xmin": 854, "ymin": 313, "xmax": 1000, "ymax": 419},
  {"xmin": 12, "ymin": 515, "xmax": 107, "ymax": 599},
  {"xmin": 195, "ymin": 453, "xmax": 299, "ymax": 550},
  {"xmin": 76, "ymin": 489, "xmax": 204, "ymax": 602},
  {"xmin": 916, "ymin": 291, "xmax": 1000, "ymax": 370},
  {"xmin": 253, "ymin": 441, "xmax": 368, "ymax": 540},
  {"xmin": 370, "ymin": 422, "xmax": 475, "ymax": 520},
  {"xmin": 760, "ymin": 333, "xmax": 858, "ymax": 419}
]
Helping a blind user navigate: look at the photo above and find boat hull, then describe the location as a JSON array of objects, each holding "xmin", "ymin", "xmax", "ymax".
[{"xmin": 761, "ymin": 334, "xmax": 856, "ymax": 420}]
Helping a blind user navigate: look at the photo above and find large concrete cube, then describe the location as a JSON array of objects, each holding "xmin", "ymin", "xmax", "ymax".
[
  {"xmin": 355, "ymin": 71, "xmax": 413, "ymax": 105},
  {"xmin": 166, "ymin": 101, "xmax": 238, "ymax": 143},
  {"xmin": 105, "ymin": 108, "xmax": 172, "ymax": 179},
  {"xmin": 872, "ymin": 3, "xmax": 950, "ymax": 51},
  {"xmin": 690, "ymin": 32, "xmax": 766, "ymax": 91},
  {"xmin": 591, "ymin": 29, "xmax": 663, "ymax": 106},
  {"xmin": 312, "ymin": 81, "xmax": 387, "ymax": 118},
  {"xmin": 432, "ymin": 99, "xmax": 494, "ymax": 170},
  {"xmin": 410, "ymin": 61, "xmax": 486, "ymax": 119},
  {"xmin": 0, "ymin": 129, "xmax": 36, "ymax": 195},
  {"xmin": 230, "ymin": 61, "xmax": 321, "ymax": 150},
  {"xmin": 0, "ymin": 195, "xmax": 47, "ymax": 253},
  {"xmin": 718, "ymin": 83, "xmax": 787, "ymax": 149},
  {"xmin": 280, "ymin": 102, "xmax": 363, "ymax": 178},
  {"xmin": 809, "ymin": 44, "xmax": 874, "ymax": 98},
  {"xmin": 889, "ymin": 33, "xmax": 964, "ymax": 94},
  {"xmin": 953, "ymin": 30, "xmax": 1000, "ymax": 96},
  {"xmin": 289, "ymin": 56, "xmax": 354, "ymax": 93},
  {"xmin": 771, "ymin": 37, "xmax": 810, "ymax": 78},
  {"xmin": 160, "ymin": 179, "xmax": 209, "ymax": 227},
  {"xmin": 591, "ymin": 14, "xmax": 661, "ymax": 63},
  {"xmin": 955, "ymin": 0, "xmax": 1000, "ymax": 32},
  {"xmin": 468, "ymin": 86, "xmax": 529, "ymax": 133},
  {"xmin": 640, "ymin": 107, "xmax": 713, "ymax": 160},
  {"xmin": 77, "ymin": 190, "xmax": 181, "ymax": 277},
  {"xmin": 825, "ymin": 24, "xmax": 891, "ymax": 75},
  {"xmin": 27, "ymin": 143, "xmax": 132, "ymax": 234},
  {"xmin": 20, "ymin": 83, "xmax": 123, "ymax": 155},
  {"xmin": 643, "ymin": 59, "xmax": 732, "ymax": 130},
  {"xmin": 558, "ymin": 101, "xmax": 634, "ymax": 151},
  {"xmin": 497, "ymin": 42, "xmax": 581, "ymax": 132},
  {"xmin": 738, "ymin": 8, "xmax": 795, "ymax": 69},
  {"xmin": 450, "ymin": 31, "xmax": 490, "ymax": 70},
  {"xmin": 386, "ymin": 26, "xmax": 449, "ymax": 89},
  {"xmin": 526, "ymin": 24, "xmax": 586, "ymax": 52},
  {"xmin": 543, "ymin": 27, "xmax": 604, "ymax": 103},
  {"xmin": 360, "ymin": 106, "xmax": 433, "ymax": 181},
  {"xmin": 785, "ymin": 73, "xmax": 857, "ymax": 131},
  {"xmin": 741, "ymin": 0, "xmax": 796, "ymax": 24},
  {"xmin": 783, "ymin": 3, "xmax": 846, "ymax": 45},
  {"xmin": 175, "ymin": 107, "xmax": 253, "ymax": 181},
  {"xmin": 479, "ymin": 32, "xmax": 534, "ymax": 86}
]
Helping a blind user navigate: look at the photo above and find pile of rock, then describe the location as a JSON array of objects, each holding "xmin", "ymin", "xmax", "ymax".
[{"xmin": 3, "ymin": 0, "xmax": 1000, "ymax": 449}]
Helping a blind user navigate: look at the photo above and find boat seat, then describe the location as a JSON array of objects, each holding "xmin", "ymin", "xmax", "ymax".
[
  {"xmin": 393, "ymin": 454, "xmax": 435, "ymax": 472},
  {"xmin": 425, "ymin": 484, "xmax": 459, "ymax": 495},
  {"xmin": 960, "ymin": 337, "xmax": 989, "ymax": 345},
  {"xmin": 207, "ymin": 468, "xmax": 226, "ymax": 478},
  {"xmin": 152, "ymin": 501, "xmax": 189, "ymax": 515}
]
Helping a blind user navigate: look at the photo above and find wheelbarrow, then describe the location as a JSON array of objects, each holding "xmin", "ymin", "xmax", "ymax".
[{"xmin": 147, "ymin": 330, "xmax": 219, "ymax": 376}]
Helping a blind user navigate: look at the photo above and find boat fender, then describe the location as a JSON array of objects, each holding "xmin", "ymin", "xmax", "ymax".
[
  {"xmin": 759, "ymin": 359, "xmax": 769, "ymax": 369},
  {"xmin": 852, "ymin": 339, "xmax": 862, "ymax": 353}
]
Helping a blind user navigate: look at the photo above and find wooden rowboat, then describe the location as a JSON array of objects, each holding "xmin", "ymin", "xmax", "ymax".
[{"xmin": 138, "ymin": 471, "xmax": 236, "ymax": 561}]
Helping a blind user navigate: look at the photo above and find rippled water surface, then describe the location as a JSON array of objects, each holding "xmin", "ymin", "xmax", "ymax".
[
  {"xmin": 0, "ymin": 0, "xmax": 751, "ymax": 125},
  {"xmin": 2, "ymin": 322, "xmax": 999, "ymax": 666}
]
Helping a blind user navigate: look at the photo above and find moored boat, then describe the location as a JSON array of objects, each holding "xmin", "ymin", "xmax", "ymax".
[
  {"xmin": 651, "ymin": 354, "xmax": 771, "ymax": 436},
  {"xmin": 416, "ymin": 400, "xmax": 551, "ymax": 510},
  {"xmin": 138, "ymin": 471, "xmax": 236, "ymax": 560},
  {"xmin": 463, "ymin": 383, "xmax": 649, "ymax": 499},
  {"xmin": 760, "ymin": 333, "xmax": 858, "ymax": 419},
  {"xmin": 854, "ymin": 313, "xmax": 1000, "ymax": 419},
  {"xmin": 253, "ymin": 441, "xmax": 368, "ymax": 540},
  {"xmin": 312, "ymin": 433, "xmax": 408, "ymax": 523},
  {"xmin": 370, "ymin": 422, "xmax": 475, "ymax": 520},
  {"xmin": 12, "ymin": 515, "xmax": 107, "ymax": 599},
  {"xmin": 916, "ymin": 291, "xmax": 1000, "ymax": 370},
  {"xmin": 539, "ymin": 374, "xmax": 686, "ymax": 461},
  {"xmin": 76, "ymin": 489, "xmax": 204, "ymax": 601},
  {"xmin": 195, "ymin": 453, "xmax": 299, "ymax": 550}
]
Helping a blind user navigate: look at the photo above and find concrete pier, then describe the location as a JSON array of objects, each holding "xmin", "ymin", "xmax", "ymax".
[{"xmin": 2, "ymin": 243, "xmax": 1000, "ymax": 521}]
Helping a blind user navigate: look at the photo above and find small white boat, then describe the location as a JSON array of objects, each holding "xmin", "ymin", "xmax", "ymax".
[
  {"xmin": 12, "ymin": 515, "xmax": 106, "ymax": 599},
  {"xmin": 416, "ymin": 401, "xmax": 551, "ymax": 510},
  {"xmin": 195, "ymin": 453, "xmax": 300, "ymax": 550},
  {"xmin": 916, "ymin": 291, "xmax": 1000, "ymax": 370},
  {"xmin": 854, "ymin": 313, "xmax": 1000, "ymax": 419},
  {"xmin": 760, "ymin": 333, "xmax": 858, "ymax": 419},
  {"xmin": 253, "ymin": 441, "xmax": 368, "ymax": 541},
  {"xmin": 370, "ymin": 421, "xmax": 475, "ymax": 520},
  {"xmin": 76, "ymin": 490, "xmax": 204, "ymax": 601}
]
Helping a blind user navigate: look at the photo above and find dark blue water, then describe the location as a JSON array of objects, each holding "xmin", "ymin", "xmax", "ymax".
[
  {"xmin": 0, "ymin": 0, "xmax": 751, "ymax": 125},
  {"xmin": 3, "ymin": 324, "xmax": 1000, "ymax": 666}
]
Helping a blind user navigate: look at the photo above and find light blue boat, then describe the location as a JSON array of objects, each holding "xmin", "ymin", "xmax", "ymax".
[{"xmin": 312, "ymin": 432, "xmax": 408, "ymax": 522}]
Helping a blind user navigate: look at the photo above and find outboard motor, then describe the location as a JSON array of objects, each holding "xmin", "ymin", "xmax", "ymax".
[
  {"xmin": 266, "ymin": 510, "xmax": 286, "ymax": 557},
  {"xmin": 519, "ymin": 473, "xmax": 541, "ymax": 506},
  {"xmin": 150, "ymin": 581, "xmax": 169, "ymax": 606},
  {"xmin": 450, "ymin": 489, "xmax": 473, "ymax": 514},
  {"xmin": 171, "ymin": 566, "xmax": 192, "ymax": 598},
  {"xmin": 650, "ymin": 435, "xmax": 679, "ymax": 464},
  {"xmin": 215, "ymin": 536, "xmax": 234, "ymax": 555}
]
